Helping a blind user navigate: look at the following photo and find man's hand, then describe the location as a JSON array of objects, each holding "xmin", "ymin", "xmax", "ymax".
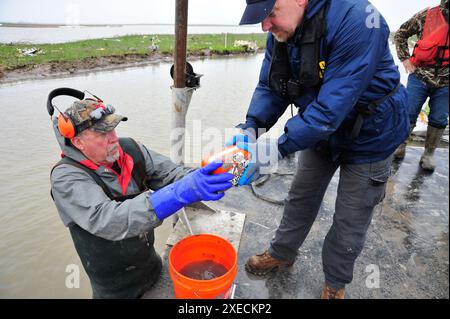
[
  {"xmin": 235, "ymin": 140, "xmax": 282, "ymax": 186},
  {"xmin": 403, "ymin": 59, "xmax": 417, "ymax": 74},
  {"xmin": 225, "ymin": 128, "xmax": 257, "ymax": 147},
  {"xmin": 150, "ymin": 161, "xmax": 234, "ymax": 219}
]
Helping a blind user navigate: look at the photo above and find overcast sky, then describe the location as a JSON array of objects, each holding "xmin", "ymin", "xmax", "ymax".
[{"xmin": 0, "ymin": 0, "xmax": 441, "ymax": 30}]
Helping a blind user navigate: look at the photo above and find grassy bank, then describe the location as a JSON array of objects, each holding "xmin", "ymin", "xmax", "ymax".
[{"xmin": 0, "ymin": 33, "xmax": 267, "ymax": 71}]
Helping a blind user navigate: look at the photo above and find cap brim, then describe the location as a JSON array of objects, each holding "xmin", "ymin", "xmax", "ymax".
[
  {"xmin": 239, "ymin": 0, "xmax": 276, "ymax": 25},
  {"xmin": 92, "ymin": 114, "xmax": 127, "ymax": 132}
]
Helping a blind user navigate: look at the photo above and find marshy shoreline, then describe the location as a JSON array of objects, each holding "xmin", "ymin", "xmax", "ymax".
[
  {"xmin": 0, "ymin": 50, "xmax": 265, "ymax": 84},
  {"xmin": 0, "ymin": 33, "xmax": 266, "ymax": 84}
]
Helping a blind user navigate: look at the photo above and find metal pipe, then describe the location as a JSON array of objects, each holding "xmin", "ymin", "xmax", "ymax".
[
  {"xmin": 172, "ymin": 0, "xmax": 194, "ymax": 234},
  {"xmin": 174, "ymin": 0, "xmax": 188, "ymax": 89}
]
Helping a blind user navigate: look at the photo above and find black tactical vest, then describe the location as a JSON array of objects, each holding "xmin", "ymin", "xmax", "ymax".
[
  {"xmin": 52, "ymin": 137, "xmax": 162, "ymax": 299},
  {"xmin": 267, "ymin": 2, "xmax": 401, "ymax": 147},
  {"xmin": 268, "ymin": 4, "xmax": 327, "ymax": 102}
]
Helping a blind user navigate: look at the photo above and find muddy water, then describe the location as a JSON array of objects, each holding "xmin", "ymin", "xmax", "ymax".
[
  {"xmin": 179, "ymin": 260, "xmax": 228, "ymax": 280},
  {"xmin": 0, "ymin": 53, "xmax": 293, "ymax": 298}
]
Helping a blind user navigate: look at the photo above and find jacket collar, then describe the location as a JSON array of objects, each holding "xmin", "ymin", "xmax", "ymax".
[{"xmin": 288, "ymin": 0, "xmax": 328, "ymax": 45}]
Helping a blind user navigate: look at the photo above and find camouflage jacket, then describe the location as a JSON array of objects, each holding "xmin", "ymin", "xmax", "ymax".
[{"xmin": 394, "ymin": 4, "xmax": 449, "ymax": 88}]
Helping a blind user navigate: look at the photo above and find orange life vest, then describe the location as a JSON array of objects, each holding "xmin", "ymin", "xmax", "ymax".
[{"xmin": 410, "ymin": 6, "xmax": 449, "ymax": 67}]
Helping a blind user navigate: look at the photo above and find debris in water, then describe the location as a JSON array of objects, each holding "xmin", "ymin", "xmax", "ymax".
[
  {"xmin": 148, "ymin": 36, "xmax": 160, "ymax": 52},
  {"xmin": 180, "ymin": 260, "xmax": 228, "ymax": 280},
  {"xmin": 18, "ymin": 47, "xmax": 44, "ymax": 56},
  {"xmin": 234, "ymin": 40, "xmax": 258, "ymax": 52}
]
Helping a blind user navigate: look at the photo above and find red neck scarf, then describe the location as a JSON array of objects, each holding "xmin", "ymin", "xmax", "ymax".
[{"xmin": 71, "ymin": 146, "xmax": 135, "ymax": 195}]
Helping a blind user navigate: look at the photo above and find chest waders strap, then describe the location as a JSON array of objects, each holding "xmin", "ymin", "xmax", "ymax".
[
  {"xmin": 435, "ymin": 30, "xmax": 449, "ymax": 77},
  {"xmin": 268, "ymin": 4, "xmax": 327, "ymax": 101},
  {"xmin": 118, "ymin": 137, "xmax": 148, "ymax": 192},
  {"xmin": 50, "ymin": 137, "xmax": 148, "ymax": 201},
  {"xmin": 51, "ymin": 138, "xmax": 161, "ymax": 299}
]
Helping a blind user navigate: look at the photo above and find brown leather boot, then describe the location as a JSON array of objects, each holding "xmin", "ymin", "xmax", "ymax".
[
  {"xmin": 320, "ymin": 285, "xmax": 345, "ymax": 299},
  {"xmin": 245, "ymin": 251, "xmax": 292, "ymax": 276},
  {"xmin": 393, "ymin": 142, "xmax": 407, "ymax": 159},
  {"xmin": 394, "ymin": 125, "xmax": 414, "ymax": 160}
]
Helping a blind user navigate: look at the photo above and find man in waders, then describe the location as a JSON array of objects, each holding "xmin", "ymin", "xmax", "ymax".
[
  {"xmin": 49, "ymin": 89, "xmax": 234, "ymax": 298},
  {"xmin": 393, "ymin": 0, "xmax": 449, "ymax": 171},
  {"xmin": 228, "ymin": 0, "xmax": 409, "ymax": 298}
]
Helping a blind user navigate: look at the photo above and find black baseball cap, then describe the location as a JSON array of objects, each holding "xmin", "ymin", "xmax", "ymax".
[{"xmin": 239, "ymin": 0, "xmax": 276, "ymax": 25}]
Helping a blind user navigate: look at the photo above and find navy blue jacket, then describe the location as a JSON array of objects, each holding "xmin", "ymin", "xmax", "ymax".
[{"xmin": 238, "ymin": 0, "xmax": 410, "ymax": 164}]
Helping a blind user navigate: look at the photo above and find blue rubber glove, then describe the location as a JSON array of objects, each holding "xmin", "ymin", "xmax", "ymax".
[
  {"xmin": 225, "ymin": 129, "xmax": 257, "ymax": 147},
  {"xmin": 150, "ymin": 161, "xmax": 234, "ymax": 220},
  {"xmin": 236, "ymin": 140, "xmax": 282, "ymax": 186}
]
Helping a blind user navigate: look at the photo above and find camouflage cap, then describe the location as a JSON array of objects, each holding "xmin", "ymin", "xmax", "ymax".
[{"xmin": 64, "ymin": 99, "xmax": 127, "ymax": 135}]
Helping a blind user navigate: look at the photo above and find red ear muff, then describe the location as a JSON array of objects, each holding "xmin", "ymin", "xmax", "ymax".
[{"xmin": 57, "ymin": 113, "xmax": 76, "ymax": 139}]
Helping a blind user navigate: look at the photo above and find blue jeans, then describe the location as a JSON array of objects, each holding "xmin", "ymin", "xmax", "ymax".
[
  {"xmin": 268, "ymin": 149, "xmax": 393, "ymax": 289},
  {"xmin": 407, "ymin": 73, "xmax": 449, "ymax": 129}
]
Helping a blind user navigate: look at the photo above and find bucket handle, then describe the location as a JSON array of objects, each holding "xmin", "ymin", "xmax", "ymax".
[{"xmin": 188, "ymin": 285, "xmax": 234, "ymax": 299}]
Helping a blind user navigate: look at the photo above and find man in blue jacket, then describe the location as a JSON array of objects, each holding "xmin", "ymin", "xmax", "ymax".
[{"xmin": 230, "ymin": 0, "xmax": 409, "ymax": 299}]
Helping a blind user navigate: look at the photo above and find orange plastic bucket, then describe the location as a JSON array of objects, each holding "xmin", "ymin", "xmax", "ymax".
[{"xmin": 168, "ymin": 234, "xmax": 237, "ymax": 299}]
